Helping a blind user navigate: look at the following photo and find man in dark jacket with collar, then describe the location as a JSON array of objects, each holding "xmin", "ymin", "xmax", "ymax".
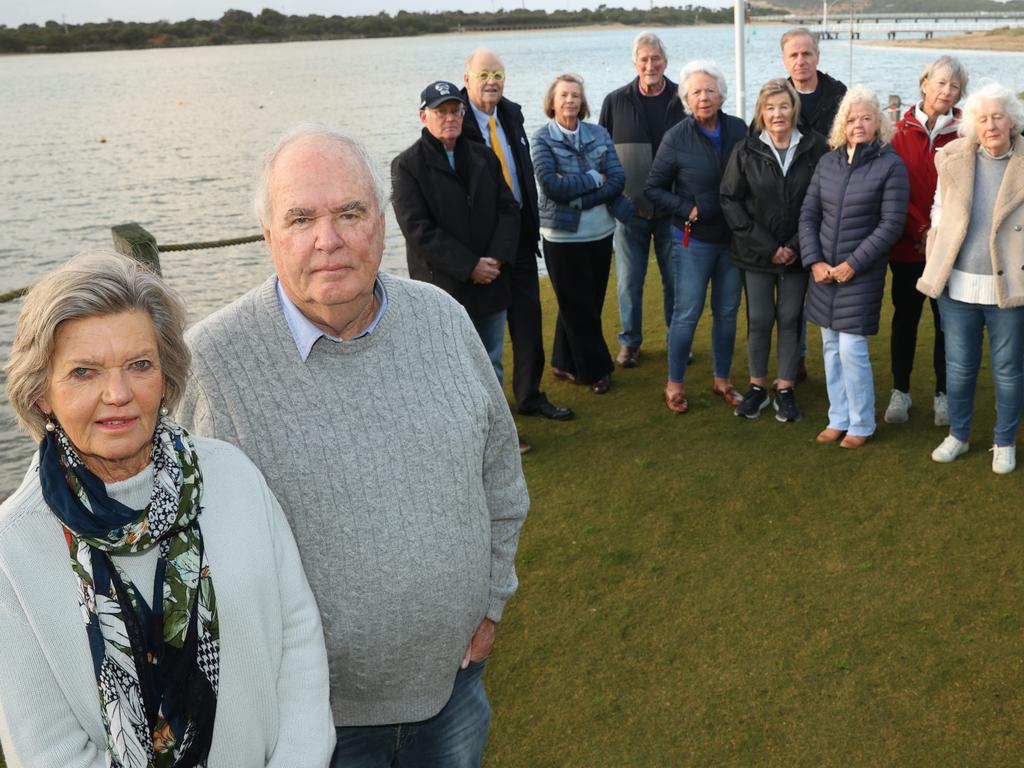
[
  {"xmin": 459, "ymin": 49, "xmax": 574, "ymax": 440},
  {"xmin": 598, "ymin": 34, "xmax": 684, "ymax": 370},
  {"xmin": 599, "ymin": 31, "xmax": 685, "ymax": 369},
  {"xmin": 392, "ymin": 81, "xmax": 520, "ymax": 391},
  {"xmin": 781, "ymin": 27, "xmax": 847, "ymax": 138}
]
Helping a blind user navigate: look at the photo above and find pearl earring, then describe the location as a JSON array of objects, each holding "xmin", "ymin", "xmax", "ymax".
[
  {"xmin": 160, "ymin": 405, "xmax": 169, "ymax": 417},
  {"xmin": 45, "ymin": 416, "xmax": 56, "ymax": 433}
]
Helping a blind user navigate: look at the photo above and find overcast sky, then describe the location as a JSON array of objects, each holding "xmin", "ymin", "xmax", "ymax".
[{"xmin": 2, "ymin": 0, "xmax": 734, "ymax": 27}]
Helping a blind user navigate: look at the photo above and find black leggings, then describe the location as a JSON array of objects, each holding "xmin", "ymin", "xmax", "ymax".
[{"xmin": 889, "ymin": 260, "xmax": 946, "ymax": 394}]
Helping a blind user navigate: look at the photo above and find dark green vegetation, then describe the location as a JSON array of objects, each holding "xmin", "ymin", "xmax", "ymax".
[
  {"xmin": 482, "ymin": 271, "xmax": 1024, "ymax": 765},
  {"xmin": 1, "ymin": 270, "xmax": 1021, "ymax": 765},
  {"xmin": 0, "ymin": 6, "xmax": 760, "ymax": 54}
]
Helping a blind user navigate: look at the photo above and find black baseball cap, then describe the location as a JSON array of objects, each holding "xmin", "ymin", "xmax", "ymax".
[{"xmin": 420, "ymin": 81, "xmax": 464, "ymax": 110}]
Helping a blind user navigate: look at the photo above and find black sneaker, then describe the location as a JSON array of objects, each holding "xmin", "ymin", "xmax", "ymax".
[
  {"xmin": 774, "ymin": 387, "xmax": 801, "ymax": 422},
  {"xmin": 734, "ymin": 385, "xmax": 769, "ymax": 419}
]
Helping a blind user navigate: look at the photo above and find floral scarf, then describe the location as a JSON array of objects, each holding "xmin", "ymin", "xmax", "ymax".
[{"xmin": 39, "ymin": 418, "xmax": 219, "ymax": 768}]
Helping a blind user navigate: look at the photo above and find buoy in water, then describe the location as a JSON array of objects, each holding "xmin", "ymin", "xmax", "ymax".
[{"xmin": 98, "ymin": 135, "xmax": 108, "ymax": 143}]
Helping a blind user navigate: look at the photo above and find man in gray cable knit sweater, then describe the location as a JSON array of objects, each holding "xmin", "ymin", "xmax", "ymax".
[{"xmin": 176, "ymin": 124, "xmax": 529, "ymax": 767}]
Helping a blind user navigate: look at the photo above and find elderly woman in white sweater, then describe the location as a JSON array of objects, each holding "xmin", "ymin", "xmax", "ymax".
[
  {"xmin": 0, "ymin": 251, "xmax": 334, "ymax": 766},
  {"xmin": 917, "ymin": 82, "xmax": 1024, "ymax": 474}
]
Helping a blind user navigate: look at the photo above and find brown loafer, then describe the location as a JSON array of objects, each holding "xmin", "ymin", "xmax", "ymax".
[
  {"xmin": 616, "ymin": 345, "xmax": 640, "ymax": 368},
  {"xmin": 816, "ymin": 428, "xmax": 846, "ymax": 443},
  {"xmin": 711, "ymin": 384, "xmax": 743, "ymax": 407},
  {"xmin": 551, "ymin": 367, "xmax": 577, "ymax": 384},
  {"xmin": 665, "ymin": 388, "xmax": 689, "ymax": 414},
  {"xmin": 840, "ymin": 434, "xmax": 870, "ymax": 449},
  {"xmin": 591, "ymin": 376, "xmax": 611, "ymax": 395},
  {"xmin": 518, "ymin": 438, "xmax": 532, "ymax": 455}
]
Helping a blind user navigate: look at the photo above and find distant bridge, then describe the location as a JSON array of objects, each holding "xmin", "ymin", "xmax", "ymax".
[{"xmin": 758, "ymin": 10, "xmax": 1024, "ymax": 39}]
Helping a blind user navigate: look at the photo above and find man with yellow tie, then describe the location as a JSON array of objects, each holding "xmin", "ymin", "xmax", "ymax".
[{"xmin": 460, "ymin": 49, "xmax": 575, "ymax": 453}]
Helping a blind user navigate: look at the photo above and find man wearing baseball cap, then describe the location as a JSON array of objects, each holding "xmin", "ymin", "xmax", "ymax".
[{"xmin": 393, "ymin": 81, "xmax": 521, "ymax": 421}]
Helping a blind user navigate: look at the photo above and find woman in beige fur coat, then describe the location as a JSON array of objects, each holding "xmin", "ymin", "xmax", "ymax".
[{"xmin": 917, "ymin": 81, "xmax": 1024, "ymax": 474}]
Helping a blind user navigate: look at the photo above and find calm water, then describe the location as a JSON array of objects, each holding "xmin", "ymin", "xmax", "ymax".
[{"xmin": 1, "ymin": 27, "xmax": 1021, "ymax": 493}]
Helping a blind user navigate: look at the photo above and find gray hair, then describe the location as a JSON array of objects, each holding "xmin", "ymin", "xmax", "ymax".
[
  {"xmin": 919, "ymin": 55, "xmax": 969, "ymax": 100},
  {"xmin": 780, "ymin": 27, "xmax": 819, "ymax": 54},
  {"xmin": 253, "ymin": 123, "xmax": 388, "ymax": 227},
  {"xmin": 959, "ymin": 80, "xmax": 1024, "ymax": 144},
  {"xmin": 678, "ymin": 60, "xmax": 728, "ymax": 114},
  {"xmin": 5, "ymin": 250, "xmax": 190, "ymax": 441},
  {"xmin": 827, "ymin": 84, "xmax": 893, "ymax": 150},
  {"xmin": 632, "ymin": 31, "xmax": 667, "ymax": 62}
]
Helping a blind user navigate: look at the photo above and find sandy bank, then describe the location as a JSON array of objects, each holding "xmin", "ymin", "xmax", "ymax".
[{"xmin": 864, "ymin": 30, "xmax": 1024, "ymax": 52}]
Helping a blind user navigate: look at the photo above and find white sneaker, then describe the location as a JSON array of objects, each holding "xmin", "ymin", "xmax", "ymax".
[
  {"xmin": 931, "ymin": 435, "xmax": 969, "ymax": 463},
  {"xmin": 933, "ymin": 393, "xmax": 949, "ymax": 427},
  {"xmin": 884, "ymin": 389, "xmax": 912, "ymax": 423},
  {"xmin": 991, "ymin": 444, "xmax": 1016, "ymax": 474}
]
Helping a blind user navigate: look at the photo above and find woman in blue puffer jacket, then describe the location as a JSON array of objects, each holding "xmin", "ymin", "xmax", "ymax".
[
  {"xmin": 800, "ymin": 85, "xmax": 910, "ymax": 448},
  {"xmin": 532, "ymin": 73, "xmax": 634, "ymax": 395}
]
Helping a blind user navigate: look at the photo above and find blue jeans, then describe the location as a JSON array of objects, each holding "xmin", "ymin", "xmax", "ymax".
[
  {"xmin": 821, "ymin": 328, "xmax": 875, "ymax": 437},
  {"xmin": 614, "ymin": 216, "xmax": 675, "ymax": 349},
  {"xmin": 471, "ymin": 310, "xmax": 507, "ymax": 385},
  {"xmin": 938, "ymin": 294, "xmax": 1024, "ymax": 446},
  {"xmin": 331, "ymin": 660, "xmax": 491, "ymax": 768},
  {"xmin": 667, "ymin": 239, "xmax": 741, "ymax": 383}
]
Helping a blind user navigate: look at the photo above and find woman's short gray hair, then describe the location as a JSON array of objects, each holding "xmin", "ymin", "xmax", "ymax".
[
  {"xmin": 959, "ymin": 81, "xmax": 1024, "ymax": 144},
  {"xmin": 253, "ymin": 123, "xmax": 388, "ymax": 227},
  {"xmin": 678, "ymin": 60, "xmax": 728, "ymax": 114},
  {"xmin": 919, "ymin": 55, "xmax": 969, "ymax": 100},
  {"xmin": 827, "ymin": 84, "xmax": 893, "ymax": 150},
  {"xmin": 4, "ymin": 250, "xmax": 190, "ymax": 441}
]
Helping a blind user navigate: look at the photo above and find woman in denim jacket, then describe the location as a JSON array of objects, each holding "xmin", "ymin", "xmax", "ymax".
[{"xmin": 532, "ymin": 73, "xmax": 634, "ymax": 395}]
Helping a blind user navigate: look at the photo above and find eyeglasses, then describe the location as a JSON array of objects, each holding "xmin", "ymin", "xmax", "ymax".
[
  {"xmin": 430, "ymin": 105, "xmax": 466, "ymax": 119},
  {"xmin": 471, "ymin": 70, "xmax": 506, "ymax": 82}
]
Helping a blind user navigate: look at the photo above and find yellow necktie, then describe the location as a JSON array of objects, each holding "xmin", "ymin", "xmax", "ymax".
[{"xmin": 488, "ymin": 116, "xmax": 513, "ymax": 190}]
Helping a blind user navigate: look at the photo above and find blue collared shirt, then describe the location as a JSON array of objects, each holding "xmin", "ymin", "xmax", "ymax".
[
  {"xmin": 469, "ymin": 99, "xmax": 522, "ymax": 206},
  {"xmin": 276, "ymin": 276, "xmax": 389, "ymax": 362}
]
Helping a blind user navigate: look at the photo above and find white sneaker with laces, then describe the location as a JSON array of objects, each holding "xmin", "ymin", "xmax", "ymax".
[
  {"xmin": 991, "ymin": 444, "xmax": 1016, "ymax": 474},
  {"xmin": 933, "ymin": 393, "xmax": 949, "ymax": 427},
  {"xmin": 931, "ymin": 435, "xmax": 969, "ymax": 463},
  {"xmin": 885, "ymin": 389, "xmax": 912, "ymax": 424}
]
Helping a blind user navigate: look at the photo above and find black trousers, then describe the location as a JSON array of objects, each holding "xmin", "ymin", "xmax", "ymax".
[
  {"xmin": 542, "ymin": 235, "xmax": 614, "ymax": 385},
  {"xmin": 507, "ymin": 245, "xmax": 548, "ymax": 409},
  {"xmin": 889, "ymin": 260, "xmax": 946, "ymax": 394}
]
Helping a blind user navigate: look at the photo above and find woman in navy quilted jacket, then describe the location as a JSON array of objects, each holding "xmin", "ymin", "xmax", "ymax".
[
  {"xmin": 799, "ymin": 86, "xmax": 909, "ymax": 448},
  {"xmin": 532, "ymin": 73, "xmax": 634, "ymax": 395}
]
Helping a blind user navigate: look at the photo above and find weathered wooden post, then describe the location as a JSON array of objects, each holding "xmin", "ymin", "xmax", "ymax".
[{"xmin": 111, "ymin": 223, "xmax": 161, "ymax": 275}]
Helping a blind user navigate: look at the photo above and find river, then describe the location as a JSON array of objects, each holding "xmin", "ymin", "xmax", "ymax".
[{"xmin": 0, "ymin": 25, "xmax": 1021, "ymax": 493}]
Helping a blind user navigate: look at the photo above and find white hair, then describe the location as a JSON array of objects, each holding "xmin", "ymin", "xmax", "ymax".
[
  {"xmin": 253, "ymin": 123, "xmax": 388, "ymax": 227},
  {"xmin": 678, "ymin": 60, "xmax": 728, "ymax": 114},
  {"xmin": 959, "ymin": 80, "xmax": 1024, "ymax": 144},
  {"xmin": 632, "ymin": 32, "xmax": 666, "ymax": 62}
]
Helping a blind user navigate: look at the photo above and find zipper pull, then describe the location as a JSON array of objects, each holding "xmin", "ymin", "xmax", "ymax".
[{"xmin": 683, "ymin": 221, "xmax": 691, "ymax": 248}]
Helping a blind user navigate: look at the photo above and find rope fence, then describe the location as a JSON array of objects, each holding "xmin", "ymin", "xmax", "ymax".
[{"xmin": 0, "ymin": 225, "xmax": 264, "ymax": 304}]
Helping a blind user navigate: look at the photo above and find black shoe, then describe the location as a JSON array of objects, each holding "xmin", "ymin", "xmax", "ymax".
[
  {"xmin": 734, "ymin": 385, "xmax": 769, "ymax": 419},
  {"xmin": 518, "ymin": 397, "xmax": 575, "ymax": 421},
  {"xmin": 774, "ymin": 387, "xmax": 801, "ymax": 422}
]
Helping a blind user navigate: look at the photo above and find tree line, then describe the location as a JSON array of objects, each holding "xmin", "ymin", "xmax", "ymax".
[{"xmin": 0, "ymin": 6, "xmax": 768, "ymax": 54}]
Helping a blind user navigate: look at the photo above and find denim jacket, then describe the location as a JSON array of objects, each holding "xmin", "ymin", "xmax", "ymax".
[{"xmin": 530, "ymin": 119, "xmax": 634, "ymax": 233}]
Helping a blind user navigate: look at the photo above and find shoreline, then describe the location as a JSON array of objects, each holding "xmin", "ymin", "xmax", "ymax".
[{"xmin": 862, "ymin": 30, "xmax": 1024, "ymax": 52}]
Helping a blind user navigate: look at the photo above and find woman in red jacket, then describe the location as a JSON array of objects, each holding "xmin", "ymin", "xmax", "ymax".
[{"xmin": 885, "ymin": 56, "xmax": 969, "ymax": 427}]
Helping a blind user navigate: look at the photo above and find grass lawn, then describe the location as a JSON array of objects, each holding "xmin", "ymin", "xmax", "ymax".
[
  {"xmin": 483, "ymin": 266, "xmax": 1024, "ymax": 766},
  {"xmin": 3, "ymin": 266, "xmax": 1021, "ymax": 767}
]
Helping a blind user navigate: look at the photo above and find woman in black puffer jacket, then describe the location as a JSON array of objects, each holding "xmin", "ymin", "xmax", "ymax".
[
  {"xmin": 799, "ymin": 85, "xmax": 909, "ymax": 448},
  {"xmin": 721, "ymin": 78, "xmax": 829, "ymax": 424}
]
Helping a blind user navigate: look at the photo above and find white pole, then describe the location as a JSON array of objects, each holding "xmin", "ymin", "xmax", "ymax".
[{"xmin": 734, "ymin": 0, "xmax": 746, "ymax": 120}]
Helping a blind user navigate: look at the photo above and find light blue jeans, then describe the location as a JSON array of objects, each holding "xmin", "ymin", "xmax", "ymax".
[
  {"xmin": 938, "ymin": 294, "xmax": 1024, "ymax": 446},
  {"xmin": 614, "ymin": 216, "xmax": 675, "ymax": 349},
  {"xmin": 821, "ymin": 328, "xmax": 875, "ymax": 437},
  {"xmin": 471, "ymin": 310, "xmax": 507, "ymax": 385},
  {"xmin": 667, "ymin": 238, "xmax": 741, "ymax": 383},
  {"xmin": 331, "ymin": 660, "xmax": 491, "ymax": 768}
]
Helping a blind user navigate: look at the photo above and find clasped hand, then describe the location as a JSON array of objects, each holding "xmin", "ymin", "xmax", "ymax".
[
  {"xmin": 471, "ymin": 257, "xmax": 502, "ymax": 284},
  {"xmin": 811, "ymin": 261, "xmax": 855, "ymax": 284}
]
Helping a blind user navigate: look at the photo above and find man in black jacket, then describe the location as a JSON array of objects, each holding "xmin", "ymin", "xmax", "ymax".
[
  {"xmin": 459, "ymin": 49, "xmax": 574, "ymax": 433},
  {"xmin": 599, "ymin": 32, "xmax": 685, "ymax": 369},
  {"xmin": 781, "ymin": 27, "xmax": 847, "ymax": 138},
  {"xmin": 392, "ymin": 81, "xmax": 520, "ymax": 398},
  {"xmin": 780, "ymin": 27, "xmax": 848, "ymax": 381}
]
